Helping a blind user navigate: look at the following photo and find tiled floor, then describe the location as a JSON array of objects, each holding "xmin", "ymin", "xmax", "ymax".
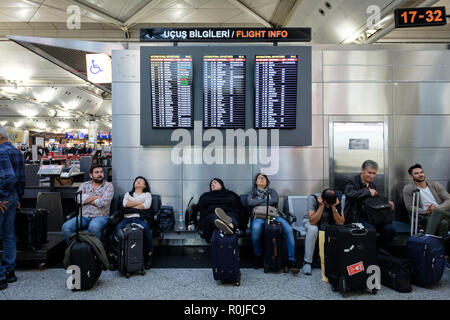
[{"xmin": 1, "ymin": 267, "xmax": 449, "ymax": 300}]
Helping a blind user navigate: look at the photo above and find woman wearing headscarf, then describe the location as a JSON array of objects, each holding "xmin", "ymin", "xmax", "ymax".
[{"xmin": 197, "ymin": 178, "xmax": 248, "ymax": 242}]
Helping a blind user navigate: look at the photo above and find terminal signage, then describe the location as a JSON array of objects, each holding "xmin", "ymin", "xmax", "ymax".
[
  {"xmin": 394, "ymin": 7, "xmax": 447, "ymax": 28},
  {"xmin": 140, "ymin": 28, "xmax": 311, "ymax": 42}
]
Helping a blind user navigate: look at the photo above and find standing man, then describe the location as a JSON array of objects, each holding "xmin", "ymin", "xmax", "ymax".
[
  {"xmin": 403, "ymin": 164, "xmax": 450, "ymax": 268},
  {"xmin": 344, "ymin": 160, "xmax": 397, "ymax": 249},
  {"xmin": 61, "ymin": 164, "xmax": 114, "ymax": 243},
  {"xmin": 0, "ymin": 126, "xmax": 25, "ymax": 290}
]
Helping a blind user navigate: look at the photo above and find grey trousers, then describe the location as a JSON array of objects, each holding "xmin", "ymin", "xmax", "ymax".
[{"xmin": 303, "ymin": 218, "xmax": 319, "ymax": 264}]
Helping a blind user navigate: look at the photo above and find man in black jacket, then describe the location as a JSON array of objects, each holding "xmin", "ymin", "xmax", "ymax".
[{"xmin": 344, "ymin": 160, "xmax": 397, "ymax": 249}]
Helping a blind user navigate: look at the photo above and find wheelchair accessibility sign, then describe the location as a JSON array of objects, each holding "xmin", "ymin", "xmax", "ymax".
[{"xmin": 86, "ymin": 53, "xmax": 112, "ymax": 83}]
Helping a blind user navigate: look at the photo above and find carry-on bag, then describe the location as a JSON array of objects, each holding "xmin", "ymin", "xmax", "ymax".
[
  {"xmin": 15, "ymin": 208, "xmax": 49, "ymax": 250},
  {"xmin": 325, "ymin": 223, "xmax": 378, "ymax": 297},
  {"xmin": 262, "ymin": 220, "xmax": 286, "ymax": 273},
  {"xmin": 113, "ymin": 223, "xmax": 146, "ymax": 278},
  {"xmin": 406, "ymin": 189, "xmax": 445, "ymax": 287},
  {"xmin": 376, "ymin": 248, "xmax": 413, "ymax": 293},
  {"xmin": 68, "ymin": 191, "xmax": 102, "ymax": 290},
  {"xmin": 156, "ymin": 205, "xmax": 175, "ymax": 232},
  {"xmin": 362, "ymin": 196, "xmax": 393, "ymax": 227},
  {"xmin": 211, "ymin": 229, "xmax": 240, "ymax": 286}
]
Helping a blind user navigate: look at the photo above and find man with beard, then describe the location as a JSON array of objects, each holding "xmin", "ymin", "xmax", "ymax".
[
  {"xmin": 403, "ymin": 163, "xmax": 450, "ymax": 268},
  {"xmin": 61, "ymin": 164, "xmax": 114, "ymax": 243}
]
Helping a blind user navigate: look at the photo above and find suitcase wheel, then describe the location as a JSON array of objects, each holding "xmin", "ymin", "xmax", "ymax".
[
  {"xmin": 125, "ymin": 273, "xmax": 130, "ymax": 279},
  {"xmin": 141, "ymin": 270, "xmax": 146, "ymax": 276},
  {"xmin": 339, "ymin": 277, "xmax": 348, "ymax": 297},
  {"xmin": 371, "ymin": 288, "xmax": 378, "ymax": 295},
  {"xmin": 263, "ymin": 267, "xmax": 269, "ymax": 273},
  {"xmin": 234, "ymin": 281, "xmax": 240, "ymax": 287}
]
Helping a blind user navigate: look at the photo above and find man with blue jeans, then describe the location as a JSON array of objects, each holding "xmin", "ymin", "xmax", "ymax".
[
  {"xmin": 0, "ymin": 126, "xmax": 24, "ymax": 290},
  {"xmin": 62, "ymin": 165, "xmax": 114, "ymax": 243}
]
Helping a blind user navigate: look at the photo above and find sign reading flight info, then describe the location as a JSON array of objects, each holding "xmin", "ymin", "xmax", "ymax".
[{"xmin": 140, "ymin": 28, "xmax": 311, "ymax": 42}]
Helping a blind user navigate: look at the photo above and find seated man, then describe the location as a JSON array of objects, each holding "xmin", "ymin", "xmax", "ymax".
[
  {"xmin": 197, "ymin": 178, "xmax": 248, "ymax": 242},
  {"xmin": 344, "ymin": 160, "xmax": 397, "ymax": 249},
  {"xmin": 62, "ymin": 165, "xmax": 114, "ymax": 243},
  {"xmin": 403, "ymin": 163, "xmax": 450, "ymax": 269},
  {"xmin": 303, "ymin": 188, "xmax": 344, "ymax": 278}
]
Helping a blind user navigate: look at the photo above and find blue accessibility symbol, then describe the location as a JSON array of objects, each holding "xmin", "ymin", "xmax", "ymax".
[{"xmin": 90, "ymin": 60, "xmax": 103, "ymax": 74}]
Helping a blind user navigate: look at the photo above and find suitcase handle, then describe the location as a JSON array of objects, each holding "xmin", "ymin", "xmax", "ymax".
[
  {"xmin": 350, "ymin": 228, "xmax": 368, "ymax": 236},
  {"xmin": 75, "ymin": 190, "xmax": 83, "ymax": 241}
]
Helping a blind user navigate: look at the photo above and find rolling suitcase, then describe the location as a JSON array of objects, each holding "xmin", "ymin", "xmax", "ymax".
[
  {"xmin": 113, "ymin": 223, "xmax": 146, "ymax": 278},
  {"xmin": 15, "ymin": 208, "xmax": 49, "ymax": 250},
  {"xmin": 211, "ymin": 229, "xmax": 241, "ymax": 286},
  {"xmin": 406, "ymin": 190, "xmax": 445, "ymax": 287},
  {"xmin": 69, "ymin": 191, "xmax": 102, "ymax": 291},
  {"xmin": 262, "ymin": 219, "xmax": 286, "ymax": 273},
  {"xmin": 325, "ymin": 223, "xmax": 378, "ymax": 297}
]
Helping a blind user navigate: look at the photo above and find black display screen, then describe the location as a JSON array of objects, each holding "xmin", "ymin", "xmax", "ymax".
[
  {"xmin": 150, "ymin": 55, "xmax": 193, "ymax": 128},
  {"xmin": 255, "ymin": 55, "xmax": 298, "ymax": 129},
  {"xmin": 203, "ymin": 55, "xmax": 246, "ymax": 128}
]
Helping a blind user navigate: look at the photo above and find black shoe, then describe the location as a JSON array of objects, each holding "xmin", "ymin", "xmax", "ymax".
[
  {"xmin": 253, "ymin": 255, "xmax": 263, "ymax": 269},
  {"xmin": 287, "ymin": 260, "xmax": 300, "ymax": 274},
  {"xmin": 6, "ymin": 271, "xmax": 17, "ymax": 283},
  {"xmin": 0, "ymin": 279, "xmax": 7, "ymax": 290},
  {"xmin": 145, "ymin": 254, "xmax": 153, "ymax": 270}
]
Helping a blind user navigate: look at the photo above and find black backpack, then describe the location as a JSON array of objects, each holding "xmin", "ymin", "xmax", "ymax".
[
  {"xmin": 362, "ymin": 196, "xmax": 393, "ymax": 227},
  {"xmin": 156, "ymin": 205, "xmax": 175, "ymax": 233},
  {"xmin": 376, "ymin": 248, "xmax": 413, "ymax": 293},
  {"xmin": 184, "ymin": 197, "xmax": 199, "ymax": 229}
]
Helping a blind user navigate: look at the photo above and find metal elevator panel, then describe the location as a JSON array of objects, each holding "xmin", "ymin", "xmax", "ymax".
[{"xmin": 331, "ymin": 122, "xmax": 386, "ymax": 195}]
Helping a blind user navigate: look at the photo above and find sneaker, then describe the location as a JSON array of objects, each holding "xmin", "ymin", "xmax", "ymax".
[
  {"xmin": 287, "ymin": 260, "xmax": 300, "ymax": 274},
  {"xmin": 302, "ymin": 262, "xmax": 312, "ymax": 275},
  {"xmin": 214, "ymin": 219, "xmax": 233, "ymax": 235},
  {"xmin": 0, "ymin": 279, "xmax": 7, "ymax": 291},
  {"xmin": 253, "ymin": 255, "xmax": 263, "ymax": 269},
  {"xmin": 6, "ymin": 271, "xmax": 17, "ymax": 283},
  {"xmin": 215, "ymin": 208, "xmax": 233, "ymax": 228}
]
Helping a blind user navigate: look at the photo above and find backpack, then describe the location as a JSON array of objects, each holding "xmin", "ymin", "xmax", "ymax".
[
  {"xmin": 156, "ymin": 205, "xmax": 175, "ymax": 233},
  {"xmin": 184, "ymin": 197, "xmax": 199, "ymax": 229}
]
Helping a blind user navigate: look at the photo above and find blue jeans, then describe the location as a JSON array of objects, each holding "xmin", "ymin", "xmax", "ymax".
[
  {"xmin": 62, "ymin": 216, "xmax": 110, "ymax": 243},
  {"xmin": 359, "ymin": 219, "xmax": 397, "ymax": 249},
  {"xmin": 111, "ymin": 218, "xmax": 153, "ymax": 254},
  {"xmin": 252, "ymin": 216, "xmax": 296, "ymax": 262},
  {"xmin": 0, "ymin": 192, "xmax": 18, "ymax": 281}
]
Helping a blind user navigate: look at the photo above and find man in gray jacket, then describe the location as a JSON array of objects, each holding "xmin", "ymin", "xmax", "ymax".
[{"xmin": 403, "ymin": 164, "xmax": 449, "ymax": 268}]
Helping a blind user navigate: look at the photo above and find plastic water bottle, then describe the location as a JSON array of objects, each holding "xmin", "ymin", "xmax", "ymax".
[{"xmin": 177, "ymin": 212, "xmax": 185, "ymax": 231}]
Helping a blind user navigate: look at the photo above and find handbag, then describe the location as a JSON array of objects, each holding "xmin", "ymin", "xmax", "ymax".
[
  {"xmin": 253, "ymin": 205, "xmax": 278, "ymax": 220},
  {"xmin": 362, "ymin": 195, "xmax": 393, "ymax": 227}
]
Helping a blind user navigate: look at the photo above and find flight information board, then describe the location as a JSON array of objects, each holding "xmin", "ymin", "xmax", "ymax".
[
  {"xmin": 255, "ymin": 55, "xmax": 298, "ymax": 128},
  {"xmin": 150, "ymin": 55, "xmax": 193, "ymax": 128},
  {"xmin": 203, "ymin": 55, "xmax": 246, "ymax": 128}
]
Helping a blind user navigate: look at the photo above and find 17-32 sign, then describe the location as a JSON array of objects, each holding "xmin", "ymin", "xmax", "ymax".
[{"xmin": 394, "ymin": 7, "xmax": 447, "ymax": 28}]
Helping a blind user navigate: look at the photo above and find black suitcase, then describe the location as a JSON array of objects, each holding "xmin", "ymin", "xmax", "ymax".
[
  {"xmin": 15, "ymin": 208, "xmax": 49, "ymax": 250},
  {"xmin": 325, "ymin": 223, "xmax": 378, "ymax": 297},
  {"xmin": 69, "ymin": 191, "xmax": 102, "ymax": 290},
  {"xmin": 262, "ymin": 220, "xmax": 286, "ymax": 273},
  {"xmin": 113, "ymin": 223, "xmax": 146, "ymax": 278},
  {"xmin": 211, "ymin": 229, "xmax": 241, "ymax": 286}
]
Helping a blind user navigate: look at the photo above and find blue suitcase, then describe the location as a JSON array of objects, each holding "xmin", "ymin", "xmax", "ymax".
[
  {"xmin": 406, "ymin": 190, "xmax": 445, "ymax": 287},
  {"xmin": 211, "ymin": 229, "xmax": 241, "ymax": 286}
]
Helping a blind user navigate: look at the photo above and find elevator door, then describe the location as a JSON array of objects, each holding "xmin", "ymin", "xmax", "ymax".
[{"xmin": 331, "ymin": 122, "xmax": 386, "ymax": 195}]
